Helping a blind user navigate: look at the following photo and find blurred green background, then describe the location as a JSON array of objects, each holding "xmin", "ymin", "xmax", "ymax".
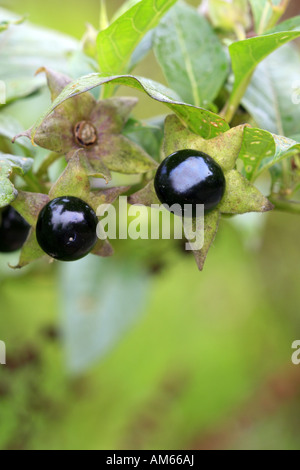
[{"xmin": 0, "ymin": 0, "xmax": 300, "ymax": 451}]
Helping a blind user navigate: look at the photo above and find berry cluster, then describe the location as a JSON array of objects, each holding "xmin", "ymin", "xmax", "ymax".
[
  {"xmin": 1, "ymin": 73, "xmax": 271, "ymax": 270},
  {"xmin": 0, "ymin": 197, "xmax": 99, "ymax": 261},
  {"xmin": 0, "ymin": 149, "xmax": 226, "ymax": 261}
]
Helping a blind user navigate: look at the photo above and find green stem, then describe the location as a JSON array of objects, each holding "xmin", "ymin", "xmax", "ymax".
[
  {"xmin": 220, "ymin": 74, "xmax": 253, "ymax": 123},
  {"xmin": 258, "ymin": 2, "xmax": 272, "ymax": 35},
  {"xmin": 36, "ymin": 152, "xmax": 63, "ymax": 178},
  {"xmin": 269, "ymin": 195, "xmax": 300, "ymax": 214},
  {"xmin": 221, "ymin": 0, "xmax": 290, "ymax": 124},
  {"xmin": 234, "ymin": 23, "xmax": 246, "ymax": 41},
  {"xmin": 264, "ymin": 0, "xmax": 291, "ymax": 33},
  {"xmin": 100, "ymin": 83, "xmax": 117, "ymax": 100},
  {"xmin": 99, "ymin": 0, "xmax": 109, "ymax": 30},
  {"xmin": 282, "ymin": 158, "xmax": 290, "ymax": 189}
]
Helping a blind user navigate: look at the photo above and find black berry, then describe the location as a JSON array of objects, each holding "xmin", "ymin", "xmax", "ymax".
[
  {"xmin": 0, "ymin": 206, "xmax": 30, "ymax": 253},
  {"xmin": 36, "ymin": 196, "xmax": 98, "ymax": 262},
  {"xmin": 154, "ymin": 149, "xmax": 226, "ymax": 216}
]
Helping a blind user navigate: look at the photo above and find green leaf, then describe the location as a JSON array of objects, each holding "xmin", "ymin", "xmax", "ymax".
[
  {"xmin": 60, "ymin": 256, "xmax": 150, "ymax": 373},
  {"xmin": 112, "ymin": 0, "xmax": 143, "ymax": 21},
  {"xmin": 123, "ymin": 116, "xmax": 164, "ymax": 161},
  {"xmin": 32, "ymin": 74, "xmax": 229, "ymax": 140},
  {"xmin": 239, "ymin": 127, "xmax": 300, "ymax": 181},
  {"xmin": 226, "ymin": 30, "xmax": 300, "ymax": 121},
  {"xmin": 242, "ymin": 45, "xmax": 300, "ymax": 137},
  {"xmin": 97, "ymin": 0, "xmax": 177, "ymax": 74},
  {"xmin": 266, "ymin": 15, "xmax": 300, "ymax": 34},
  {"xmin": 0, "ymin": 114, "xmax": 33, "ymax": 155},
  {"xmin": 249, "ymin": 0, "xmax": 282, "ymax": 34},
  {"xmin": 0, "ymin": 154, "xmax": 33, "ymax": 207},
  {"xmin": 153, "ymin": 2, "xmax": 228, "ymax": 107},
  {"xmin": 129, "ymin": 30, "xmax": 154, "ymax": 70},
  {"xmin": 289, "ymin": 135, "xmax": 300, "ymax": 143},
  {"xmin": 0, "ymin": 8, "xmax": 78, "ymax": 104}
]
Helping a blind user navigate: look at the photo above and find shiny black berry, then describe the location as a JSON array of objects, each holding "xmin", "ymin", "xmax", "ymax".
[
  {"xmin": 0, "ymin": 206, "xmax": 30, "ymax": 253},
  {"xmin": 154, "ymin": 149, "xmax": 226, "ymax": 216},
  {"xmin": 36, "ymin": 197, "xmax": 98, "ymax": 262}
]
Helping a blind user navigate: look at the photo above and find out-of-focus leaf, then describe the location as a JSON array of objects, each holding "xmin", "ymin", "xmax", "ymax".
[
  {"xmin": 60, "ymin": 256, "xmax": 150, "ymax": 373},
  {"xmin": 239, "ymin": 127, "xmax": 300, "ymax": 181},
  {"xmin": 267, "ymin": 15, "xmax": 300, "ymax": 34},
  {"xmin": 249, "ymin": 0, "xmax": 282, "ymax": 34},
  {"xmin": 208, "ymin": 0, "xmax": 251, "ymax": 32},
  {"xmin": 32, "ymin": 74, "xmax": 229, "ymax": 140},
  {"xmin": 81, "ymin": 23, "xmax": 99, "ymax": 59},
  {"xmin": 0, "ymin": 153, "xmax": 33, "ymax": 207},
  {"xmin": 129, "ymin": 30, "xmax": 154, "ymax": 70},
  {"xmin": 0, "ymin": 8, "xmax": 78, "ymax": 104},
  {"xmin": 0, "ymin": 114, "xmax": 33, "ymax": 154},
  {"xmin": 123, "ymin": 116, "xmax": 164, "ymax": 161},
  {"xmin": 242, "ymin": 45, "xmax": 300, "ymax": 137},
  {"xmin": 153, "ymin": 2, "xmax": 228, "ymax": 106},
  {"xmin": 97, "ymin": 0, "xmax": 177, "ymax": 74},
  {"xmin": 226, "ymin": 31, "xmax": 300, "ymax": 121}
]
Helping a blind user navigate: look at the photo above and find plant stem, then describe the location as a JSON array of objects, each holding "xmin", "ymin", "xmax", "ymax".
[
  {"xmin": 220, "ymin": 74, "xmax": 253, "ymax": 123},
  {"xmin": 35, "ymin": 152, "xmax": 62, "ymax": 178},
  {"xmin": 269, "ymin": 195, "xmax": 300, "ymax": 214},
  {"xmin": 221, "ymin": 0, "xmax": 290, "ymax": 123},
  {"xmin": 234, "ymin": 23, "xmax": 246, "ymax": 41},
  {"xmin": 101, "ymin": 83, "xmax": 117, "ymax": 100},
  {"xmin": 265, "ymin": 0, "xmax": 291, "ymax": 32},
  {"xmin": 99, "ymin": 0, "xmax": 109, "ymax": 30}
]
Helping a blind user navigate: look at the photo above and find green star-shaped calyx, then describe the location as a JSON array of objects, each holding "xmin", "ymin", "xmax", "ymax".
[
  {"xmin": 129, "ymin": 115, "xmax": 273, "ymax": 270},
  {"xmin": 13, "ymin": 68, "xmax": 158, "ymax": 181},
  {"xmin": 11, "ymin": 151, "xmax": 129, "ymax": 268}
]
